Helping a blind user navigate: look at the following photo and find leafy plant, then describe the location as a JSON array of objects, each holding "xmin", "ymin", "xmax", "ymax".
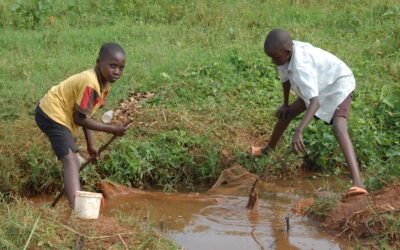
[{"xmin": 98, "ymin": 130, "xmax": 220, "ymax": 191}]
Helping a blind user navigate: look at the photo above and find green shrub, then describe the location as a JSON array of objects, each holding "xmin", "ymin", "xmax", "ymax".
[{"xmin": 97, "ymin": 130, "xmax": 220, "ymax": 191}]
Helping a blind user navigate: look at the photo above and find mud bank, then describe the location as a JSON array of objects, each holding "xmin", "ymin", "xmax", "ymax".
[{"xmin": 305, "ymin": 183, "xmax": 400, "ymax": 247}]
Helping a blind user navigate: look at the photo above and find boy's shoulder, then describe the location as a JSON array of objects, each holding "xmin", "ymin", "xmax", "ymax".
[
  {"xmin": 293, "ymin": 40, "xmax": 322, "ymax": 56},
  {"xmin": 292, "ymin": 40, "xmax": 347, "ymax": 67},
  {"xmin": 72, "ymin": 69, "xmax": 97, "ymax": 82},
  {"xmin": 289, "ymin": 40, "xmax": 353, "ymax": 81},
  {"xmin": 65, "ymin": 69, "xmax": 100, "ymax": 89},
  {"xmin": 293, "ymin": 40, "xmax": 313, "ymax": 48}
]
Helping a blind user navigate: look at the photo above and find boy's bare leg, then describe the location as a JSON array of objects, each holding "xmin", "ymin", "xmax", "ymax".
[
  {"xmin": 332, "ymin": 117, "xmax": 364, "ymax": 189},
  {"xmin": 268, "ymin": 98, "xmax": 307, "ymax": 149},
  {"xmin": 61, "ymin": 148, "xmax": 81, "ymax": 208}
]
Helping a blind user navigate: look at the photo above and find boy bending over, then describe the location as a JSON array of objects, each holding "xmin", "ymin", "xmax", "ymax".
[
  {"xmin": 35, "ymin": 43, "xmax": 128, "ymax": 208},
  {"xmin": 249, "ymin": 29, "xmax": 367, "ymax": 197}
]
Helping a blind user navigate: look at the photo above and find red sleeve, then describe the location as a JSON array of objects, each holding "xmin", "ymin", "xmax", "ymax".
[{"xmin": 74, "ymin": 86, "xmax": 99, "ymax": 115}]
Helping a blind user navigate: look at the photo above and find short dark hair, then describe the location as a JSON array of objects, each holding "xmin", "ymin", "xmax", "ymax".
[
  {"xmin": 98, "ymin": 42, "xmax": 125, "ymax": 59},
  {"xmin": 264, "ymin": 29, "xmax": 292, "ymax": 52}
]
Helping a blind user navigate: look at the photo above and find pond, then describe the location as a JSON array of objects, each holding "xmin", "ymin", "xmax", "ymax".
[{"xmin": 103, "ymin": 172, "xmax": 354, "ymax": 250}]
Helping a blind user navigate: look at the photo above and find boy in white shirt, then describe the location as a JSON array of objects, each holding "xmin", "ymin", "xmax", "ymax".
[{"xmin": 249, "ymin": 29, "xmax": 367, "ymax": 197}]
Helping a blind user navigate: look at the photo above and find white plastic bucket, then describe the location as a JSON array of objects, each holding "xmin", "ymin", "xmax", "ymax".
[{"xmin": 74, "ymin": 191, "xmax": 103, "ymax": 219}]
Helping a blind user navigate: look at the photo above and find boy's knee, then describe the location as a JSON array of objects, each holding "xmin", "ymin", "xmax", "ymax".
[
  {"xmin": 278, "ymin": 116, "xmax": 290, "ymax": 124},
  {"xmin": 279, "ymin": 112, "xmax": 296, "ymax": 123},
  {"xmin": 61, "ymin": 153, "xmax": 80, "ymax": 170},
  {"xmin": 332, "ymin": 118, "xmax": 348, "ymax": 137}
]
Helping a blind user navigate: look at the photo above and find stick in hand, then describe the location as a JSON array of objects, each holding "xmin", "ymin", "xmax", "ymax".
[{"xmin": 51, "ymin": 122, "xmax": 133, "ymax": 208}]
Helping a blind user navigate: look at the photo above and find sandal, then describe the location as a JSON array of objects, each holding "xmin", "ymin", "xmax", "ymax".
[
  {"xmin": 247, "ymin": 146, "xmax": 271, "ymax": 157},
  {"xmin": 343, "ymin": 186, "xmax": 368, "ymax": 198}
]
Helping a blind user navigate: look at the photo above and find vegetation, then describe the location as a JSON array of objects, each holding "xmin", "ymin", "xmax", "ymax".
[
  {"xmin": 0, "ymin": 194, "xmax": 176, "ymax": 249},
  {"xmin": 0, "ymin": 0, "xmax": 399, "ymax": 247}
]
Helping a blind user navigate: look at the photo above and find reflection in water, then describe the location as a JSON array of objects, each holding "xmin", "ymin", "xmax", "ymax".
[{"xmin": 103, "ymin": 174, "xmax": 353, "ymax": 250}]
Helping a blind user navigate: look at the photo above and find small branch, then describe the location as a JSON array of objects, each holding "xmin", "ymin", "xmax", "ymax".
[
  {"xmin": 364, "ymin": 222, "xmax": 381, "ymax": 246},
  {"xmin": 23, "ymin": 215, "xmax": 41, "ymax": 250},
  {"xmin": 375, "ymin": 209, "xmax": 400, "ymax": 216},
  {"xmin": 336, "ymin": 226, "xmax": 350, "ymax": 237},
  {"xmin": 246, "ymin": 178, "xmax": 259, "ymax": 209},
  {"xmin": 285, "ymin": 217, "xmax": 290, "ymax": 232},
  {"xmin": 118, "ymin": 234, "xmax": 128, "ymax": 249}
]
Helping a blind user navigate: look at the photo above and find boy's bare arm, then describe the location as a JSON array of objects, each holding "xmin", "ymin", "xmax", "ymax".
[
  {"xmin": 83, "ymin": 127, "xmax": 99, "ymax": 160},
  {"xmin": 292, "ymin": 96, "xmax": 319, "ymax": 153},
  {"xmin": 73, "ymin": 111, "xmax": 127, "ymax": 136},
  {"xmin": 276, "ymin": 80, "xmax": 291, "ymax": 119},
  {"xmin": 282, "ymin": 80, "xmax": 290, "ymax": 105}
]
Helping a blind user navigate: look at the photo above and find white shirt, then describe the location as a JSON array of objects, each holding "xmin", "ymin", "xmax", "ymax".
[{"xmin": 277, "ymin": 40, "xmax": 355, "ymax": 123}]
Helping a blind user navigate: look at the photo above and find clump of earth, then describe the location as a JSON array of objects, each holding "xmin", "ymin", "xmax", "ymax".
[{"xmin": 296, "ymin": 183, "xmax": 400, "ymax": 246}]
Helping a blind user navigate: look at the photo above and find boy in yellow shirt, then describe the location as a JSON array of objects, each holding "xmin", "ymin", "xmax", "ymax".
[{"xmin": 35, "ymin": 43, "xmax": 128, "ymax": 208}]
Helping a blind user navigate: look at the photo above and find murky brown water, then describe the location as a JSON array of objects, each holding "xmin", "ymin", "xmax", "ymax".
[{"xmin": 102, "ymin": 172, "xmax": 354, "ymax": 250}]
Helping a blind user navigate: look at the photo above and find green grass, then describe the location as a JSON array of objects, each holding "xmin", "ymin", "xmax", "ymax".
[
  {"xmin": 1, "ymin": 0, "xmax": 399, "ymax": 247},
  {"xmin": 0, "ymin": 0, "xmax": 399, "ymax": 209},
  {"xmin": 0, "ymin": 194, "xmax": 177, "ymax": 249}
]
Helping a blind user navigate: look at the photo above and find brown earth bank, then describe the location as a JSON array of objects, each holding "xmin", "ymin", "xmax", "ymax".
[
  {"xmin": 297, "ymin": 183, "xmax": 400, "ymax": 247},
  {"xmin": 67, "ymin": 216, "xmax": 134, "ymax": 249}
]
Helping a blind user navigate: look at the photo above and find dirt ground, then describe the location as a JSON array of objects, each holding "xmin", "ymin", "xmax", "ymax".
[
  {"xmin": 37, "ymin": 204, "xmax": 143, "ymax": 249},
  {"xmin": 296, "ymin": 183, "xmax": 400, "ymax": 247},
  {"xmin": 73, "ymin": 216, "xmax": 134, "ymax": 249}
]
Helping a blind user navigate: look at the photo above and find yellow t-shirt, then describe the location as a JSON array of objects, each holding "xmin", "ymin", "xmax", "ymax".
[{"xmin": 39, "ymin": 69, "xmax": 110, "ymax": 135}]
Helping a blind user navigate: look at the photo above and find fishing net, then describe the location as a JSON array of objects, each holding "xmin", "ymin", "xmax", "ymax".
[
  {"xmin": 100, "ymin": 163, "xmax": 260, "ymax": 208},
  {"xmin": 100, "ymin": 181, "xmax": 220, "ymax": 203},
  {"xmin": 207, "ymin": 163, "xmax": 258, "ymax": 196}
]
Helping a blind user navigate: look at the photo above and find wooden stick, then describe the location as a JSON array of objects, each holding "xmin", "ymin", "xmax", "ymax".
[
  {"xmin": 51, "ymin": 121, "xmax": 134, "ymax": 208},
  {"xmin": 118, "ymin": 234, "xmax": 129, "ymax": 250},
  {"xmin": 285, "ymin": 216, "xmax": 290, "ymax": 232},
  {"xmin": 246, "ymin": 178, "xmax": 259, "ymax": 209},
  {"xmin": 51, "ymin": 135, "xmax": 117, "ymax": 208}
]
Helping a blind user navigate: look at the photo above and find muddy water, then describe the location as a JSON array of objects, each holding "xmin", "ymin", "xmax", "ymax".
[{"xmin": 103, "ymin": 172, "xmax": 354, "ymax": 250}]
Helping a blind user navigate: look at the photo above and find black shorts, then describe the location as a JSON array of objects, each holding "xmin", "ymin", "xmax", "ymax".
[{"xmin": 35, "ymin": 106, "xmax": 78, "ymax": 160}]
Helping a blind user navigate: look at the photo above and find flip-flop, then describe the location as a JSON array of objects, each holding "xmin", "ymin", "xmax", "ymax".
[
  {"xmin": 344, "ymin": 186, "xmax": 368, "ymax": 198},
  {"xmin": 247, "ymin": 146, "xmax": 265, "ymax": 157}
]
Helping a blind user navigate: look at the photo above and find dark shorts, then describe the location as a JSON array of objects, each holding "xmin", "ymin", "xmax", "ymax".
[
  {"xmin": 35, "ymin": 106, "xmax": 78, "ymax": 160},
  {"xmin": 314, "ymin": 93, "xmax": 353, "ymax": 125},
  {"xmin": 332, "ymin": 93, "xmax": 352, "ymax": 119}
]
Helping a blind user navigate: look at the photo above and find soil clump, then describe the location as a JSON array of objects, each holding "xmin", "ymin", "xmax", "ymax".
[{"xmin": 297, "ymin": 183, "xmax": 400, "ymax": 246}]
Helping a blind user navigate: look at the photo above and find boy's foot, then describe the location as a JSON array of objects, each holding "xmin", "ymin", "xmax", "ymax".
[
  {"xmin": 343, "ymin": 186, "xmax": 368, "ymax": 198},
  {"xmin": 247, "ymin": 146, "xmax": 271, "ymax": 157}
]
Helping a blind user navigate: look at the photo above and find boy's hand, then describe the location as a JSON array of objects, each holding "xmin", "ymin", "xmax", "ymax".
[
  {"xmin": 111, "ymin": 124, "xmax": 128, "ymax": 136},
  {"xmin": 276, "ymin": 104, "xmax": 289, "ymax": 119},
  {"xmin": 292, "ymin": 130, "xmax": 305, "ymax": 154},
  {"xmin": 88, "ymin": 145, "xmax": 100, "ymax": 161}
]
